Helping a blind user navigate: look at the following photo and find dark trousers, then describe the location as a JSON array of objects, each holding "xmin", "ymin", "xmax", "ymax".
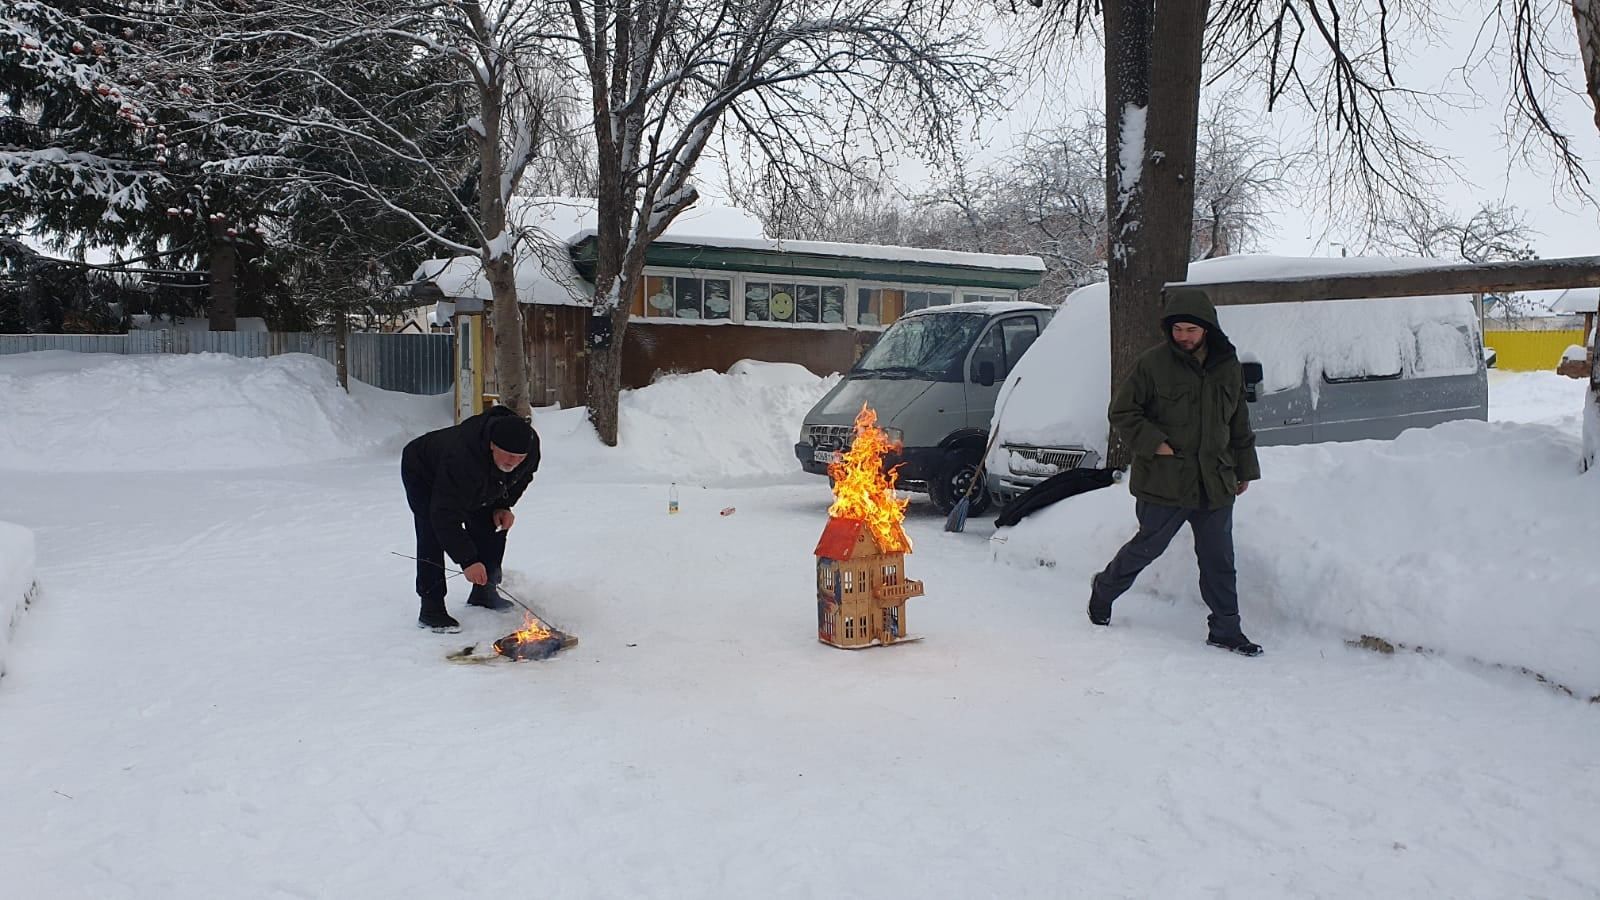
[
  {"xmin": 401, "ymin": 465, "xmax": 505, "ymax": 610},
  {"xmin": 1090, "ymin": 500, "xmax": 1243, "ymax": 640}
]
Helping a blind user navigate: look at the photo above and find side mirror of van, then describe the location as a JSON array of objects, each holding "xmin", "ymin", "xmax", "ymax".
[
  {"xmin": 976, "ymin": 360, "xmax": 997, "ymax": 387},
  {"xmin": 1241, "ymin": 360, "xmax": 1264, "ymax": 402}
]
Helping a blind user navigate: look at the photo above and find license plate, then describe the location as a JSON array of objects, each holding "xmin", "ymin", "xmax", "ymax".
[{"xmin": 813, "ymin": 448, "xmax": 841, "ymax": 464}]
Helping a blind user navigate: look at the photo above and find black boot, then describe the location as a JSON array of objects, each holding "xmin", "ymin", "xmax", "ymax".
[
  {"xmin": 1087, "ymin": 575, "xmax": 1112, "ymax": 626},
  {"xmin": 467, "ymin": 584, "xmax": 513, "ymax": 612},
  {"xmin": 1206, "ymin": 632, "xmax": 1263, "ymax": 657},
  {"xmin": 418, "ymin": 597, "xmax": 461, "ymax": 633}
]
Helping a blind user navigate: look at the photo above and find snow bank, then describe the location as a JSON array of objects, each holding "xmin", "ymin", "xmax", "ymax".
[
  {"xmin": 0, "ymin": 352, "xmax": 451, "ymax": 472},
  {"xmin": 0, "ymin": 521, "xmax": 37, "ymax": 679},
  {"xmin": 537, "ymin": 360, "xmax": 836, "ymax": 484},
  {"xmin": 993, "ymin": 419, "xmax": 1600, "ymax": 696},
  {"xmin": 1488, "ymin": 370, "xmax": 1590, "ymax": 429}
]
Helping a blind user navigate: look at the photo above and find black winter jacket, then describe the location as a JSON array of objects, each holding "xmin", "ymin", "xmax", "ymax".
[{"xmin": 402, "ymin": 407, "xmax": 540, "ymax": 567}]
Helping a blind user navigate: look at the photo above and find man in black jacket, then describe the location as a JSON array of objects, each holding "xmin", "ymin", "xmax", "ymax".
[{"xmin": 401, "ymin": 406, "xmax": 540, "ymax": 633}]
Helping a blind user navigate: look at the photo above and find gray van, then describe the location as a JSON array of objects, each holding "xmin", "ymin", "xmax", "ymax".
[
  {"xmin": 984, "ymin": 258, "xmax": 1490, "ymax": 504},
  {"xmin": 795, "ymin": 301, "xmax": 1053, "ymax": 514}
]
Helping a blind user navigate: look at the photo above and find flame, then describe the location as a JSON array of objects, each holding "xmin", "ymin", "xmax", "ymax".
[
  {"xmin": 498, "ymin": 612, "xmax": 553, "ymax": 652},
  {"xmin": 827, "ymin": 404, "xmax": 912, "ymax": 553}
]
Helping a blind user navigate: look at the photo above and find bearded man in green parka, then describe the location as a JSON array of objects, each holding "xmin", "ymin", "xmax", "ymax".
[{"xmin": 1088, "ymin": 288, "xmax": 1265, "ymax": 656}]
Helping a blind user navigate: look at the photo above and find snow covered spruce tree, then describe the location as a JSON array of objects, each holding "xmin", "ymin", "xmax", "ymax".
[
  {"xmin": 559, "ymin": 0, "xmax": 1004, "ymax": 446},
  {"xmin": 1, "ymin": 2, "xmax": 286, "ymax": 330}
]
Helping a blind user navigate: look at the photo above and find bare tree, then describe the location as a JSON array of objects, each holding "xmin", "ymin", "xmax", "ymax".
[
  {"xmin": 151, "ymin": 0, "xmax": 588, "ymax": 415},
  {"xmin": 1191, "ymin": 99, "xmax": 1304, "ymax": 258},
  {"xmin": 1369, "ymin": 200, "xmax": 1538, "ymax": 263},
  {"xmin": 558, "ymin": 0, "xmax": 1005, "ymax": 445},
  {"xmin": 722, "ymin": 157, "xmax": 910, "ymax": 245}
]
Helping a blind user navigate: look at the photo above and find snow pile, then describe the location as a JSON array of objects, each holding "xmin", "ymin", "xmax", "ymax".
[
  {"xmin": 537, "ymin": 360, "xmax": 836, "ymax": 484},
  {"xmin": 0, "ymin": 521, "xmax": 36, "ymax": 679},
  {"xmin": 0, "ymin": 352, "xmax": 451, "ymax": 472},
  {"xmin": 1488, "ymin": 370, "xmax": 1590, "ymax": 429},
  {"xmin": 993, "ymin": 419, "xmax": 1600, "ymax": 696}
]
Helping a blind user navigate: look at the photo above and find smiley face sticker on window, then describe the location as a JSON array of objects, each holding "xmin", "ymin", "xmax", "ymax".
[{"xmin": 769, "ymin": 290, "xmax": 795, "ymax": 321}]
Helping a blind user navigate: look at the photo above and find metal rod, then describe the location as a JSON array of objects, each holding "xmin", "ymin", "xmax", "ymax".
[{"xmin": 389, "ymin": 551, "xmax": 548, "ymax": 624}]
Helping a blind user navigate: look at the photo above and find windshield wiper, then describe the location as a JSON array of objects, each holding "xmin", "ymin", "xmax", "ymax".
[{"xmin": 855, "ymin": 365, "xmax": 930, "ymax": 379}]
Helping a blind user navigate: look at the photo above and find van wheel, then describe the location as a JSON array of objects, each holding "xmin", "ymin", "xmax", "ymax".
[{"xmin": 930, "ymin": 449, "xmax": 992, "ymax": 516}]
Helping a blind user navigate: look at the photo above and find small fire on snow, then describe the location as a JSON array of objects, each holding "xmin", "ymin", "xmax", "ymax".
[{"xmin": 492, "ymin": 613, "xmax": 567, "ymax": 661}]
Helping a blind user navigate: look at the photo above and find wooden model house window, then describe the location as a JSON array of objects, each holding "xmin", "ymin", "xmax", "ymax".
[
  {"xmin": 844, "ymin": 617, "xmax": 854, "ymax": 639},
  {"xmin": 883, "ymin": 564, "xmax": 898, "ymax": 586},
  {"xmin": 843, "ymin": 570, "xmax": 854, "ymax": 594}
]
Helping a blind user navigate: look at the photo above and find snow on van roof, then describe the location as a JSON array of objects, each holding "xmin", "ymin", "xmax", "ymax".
[
  {"xmin": 1550, "ymin": 288, "xmax": 1598, "ymax": 314},
  {"xmin": 902, "ymin": 300, "xmax": 1051, "ymax": 319},
  {"xmin": 990, "ymin": 255, "xmax": 1484, "ymax": 461}
]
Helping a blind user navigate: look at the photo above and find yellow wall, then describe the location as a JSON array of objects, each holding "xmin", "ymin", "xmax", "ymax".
[{"xmin": 1483, "ymin": 330, "xmax": 1588, "ymax": 371}]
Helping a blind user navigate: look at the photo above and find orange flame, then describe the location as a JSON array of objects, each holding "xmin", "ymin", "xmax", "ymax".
[
  {"xmin": 827, "ymin": 404, "xmax": 912, "ymax": 553},
  {"xmin": 498, "ymin": 612, "xmax": 553, "ymax": 651}
]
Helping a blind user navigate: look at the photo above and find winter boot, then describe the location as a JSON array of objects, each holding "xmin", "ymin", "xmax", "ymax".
[
  {"xmin": 1087, "ymin": 575, "xmax": 1112, "ymax": 626},
  {"xmin": 418, "ymin": 598, "xmax": 461, "ymax": 634},
  {"xmin": 467, "ymin": 584, "xmax": 513, "ymax": 612},
  {"xmin": 1206, "ymin": 632, "xmax": 1263, "ymax": 657}
]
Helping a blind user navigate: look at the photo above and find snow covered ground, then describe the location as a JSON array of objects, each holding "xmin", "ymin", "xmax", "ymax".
[
  {"xmin": 0, "ymin": 521, "xmax": 36, "ymax": 679},
  {"xmin": 1, "ymin": 352, "xmax": 1596, "ymax": 898}
]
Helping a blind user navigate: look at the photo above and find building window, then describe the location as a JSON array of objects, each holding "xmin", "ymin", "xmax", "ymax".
[
  {"xmin": 959, "ymin": 292, "xmax": 1012, "ymax": 305},
  {"xmin": 856, "ymin": 288, "xmax": 905, "ymax": 327},
  {"xmin": 844, "ymin": 617, "xmax": 855, "ymax": 639},
  {"xmin": 843, "ymin": 570, "xmax": 854, "ymax": 594},
  {"xmin": 745, "ymin": 281, "xmax": 844, "ymax": 324},
  {"xmin": 638, "ymin": 274, "xmax": 732, "ymax": 321},
  {"xmin": 882, "ymin": 564, "xmax": 898, "ymax": 586},
  {"xmin": 904, "ymin": 290, "xmax": 953, "ymax": 314}
]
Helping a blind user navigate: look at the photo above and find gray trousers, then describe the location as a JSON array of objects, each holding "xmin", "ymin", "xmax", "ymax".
[{"xmin": 1090, "ymin": 500, "xmax": 1243, "ymax": 640}]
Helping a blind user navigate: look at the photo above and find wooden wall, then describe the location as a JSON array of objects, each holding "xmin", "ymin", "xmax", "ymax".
[
  {"xmin": 622, "ymin": 320, "xmax": 875, "ymax": 387},
  {"xmin": 518, "ymin": 307, "xmax": 878, "ymax": 408}
]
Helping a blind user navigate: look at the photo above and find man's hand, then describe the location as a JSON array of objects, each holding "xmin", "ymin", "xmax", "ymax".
[
  {"xmin": 1236, "ymin": 480, "xmax": 1250, "ymax": 496},
  {"xmin": 1155, "ymin": 442, "xmax": 1176, "ymax": 456},
  {"xmin": 493, "ymin": 509, "xmax": 515, "ymax": 532},
  {"xmin": 463, "ymin": 562, "xmax": 489, "ymax": 585}
]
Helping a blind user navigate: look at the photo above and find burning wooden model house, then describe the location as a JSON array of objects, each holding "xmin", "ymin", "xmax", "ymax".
[{"xmin": 814, "ymin": 405, "xmax": 924, "ymax": 649}]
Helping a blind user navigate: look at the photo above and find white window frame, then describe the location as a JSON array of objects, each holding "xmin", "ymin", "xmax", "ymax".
[
  {"xmin": 635, "ymin": 267, "xmax": 737, "ymax": 323},
  {"xmin": 734, "ymin": 273, "xmax": 852, "ymax": 329},
  {"xmin": 631, "ymin": 266, "xmax": 1020, "ymax": 331}
]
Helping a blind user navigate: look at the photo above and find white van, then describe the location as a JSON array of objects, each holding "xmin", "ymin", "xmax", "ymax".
[{"xmin": 985, "ymin": 256, "xmax": 1490, "ymax": 502}]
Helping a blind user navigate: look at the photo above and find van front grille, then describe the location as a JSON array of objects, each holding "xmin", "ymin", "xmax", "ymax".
[
  {"xmin": 1004, "ymin": 445, "xmax": 1087, "ymax": 476},
  {"xmin": 807, "ymin": 424, "xmax": 856, "ymax": 449}
]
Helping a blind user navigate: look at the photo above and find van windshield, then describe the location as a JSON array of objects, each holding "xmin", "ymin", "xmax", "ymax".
[{"xmin": 853, "ymin": 312, "xmax": 987, "ymax": 380}]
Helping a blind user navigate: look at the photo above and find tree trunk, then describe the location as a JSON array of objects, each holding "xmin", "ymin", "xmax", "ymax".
[
  {"xmin": 1102, "ymin": 0, "xmax": 1208, "ymax": 468},
  {"xmin": 585, "ymin": 129, "xmax": 631, "ymax": 446},
  {"xmin": 335, "ymin": 300, "xmax": 349, "ymax": 392},
  {"xmin": 1575, "ymin": 0, "xmax": 1600, "ymax": 134},
  {"xmin": 1103, "ymin": 0, "xmax": 1156, "ymax": 469},
  {"xmin": 206, "ymin": 233, "xmax": 237, "ymax": 332},
  {"xmin": 486, "ymin": 255, "xmax": 528, "ymax": 415},
  {"xmin": 477, "ymin": 81, "xmax": 530, "ymax": 417}
]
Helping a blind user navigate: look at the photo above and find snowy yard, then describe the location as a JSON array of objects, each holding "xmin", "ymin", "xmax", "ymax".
[{"xmin": 1, "ymin": 352, "xmax": 1597, "ymax": 898}]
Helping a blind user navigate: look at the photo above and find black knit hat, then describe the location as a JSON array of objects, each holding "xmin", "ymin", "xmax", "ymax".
[
  {"xmin": 487, "ymin": 415, "xmax": 535, "ymax": 454},
  {"xmin": 1163, "ymin": 312, "xmax": 1210, "ymax": 331}
]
